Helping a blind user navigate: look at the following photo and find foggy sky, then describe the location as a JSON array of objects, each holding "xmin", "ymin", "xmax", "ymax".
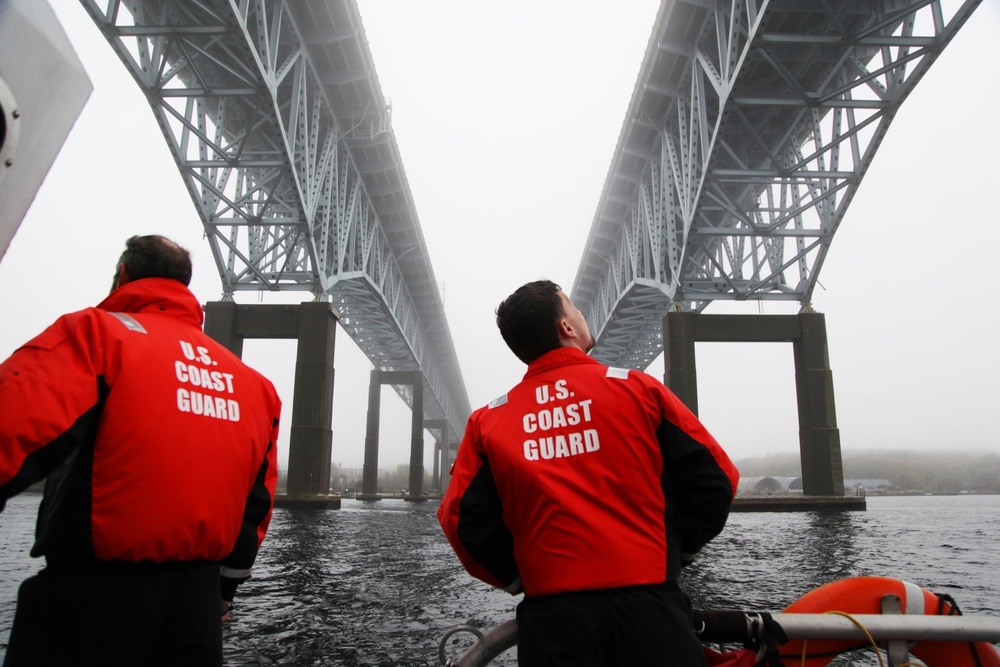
[{"xmin": 1, "ymin": 1, "xmax": 997, "ymax": 471}]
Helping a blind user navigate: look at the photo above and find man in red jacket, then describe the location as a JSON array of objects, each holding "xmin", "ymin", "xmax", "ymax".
[
  {"xmin": 438, "ymin": 280, "xmax": 739, "ymax": 666},
  {"xmin": 0, "ymin": 235, "xmax": 281, "ymax": 667}
]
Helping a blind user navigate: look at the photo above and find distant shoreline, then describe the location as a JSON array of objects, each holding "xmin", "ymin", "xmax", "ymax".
[{"xmin": 737, "ymin": 490, "xmax": 1000, "ymax": 499}]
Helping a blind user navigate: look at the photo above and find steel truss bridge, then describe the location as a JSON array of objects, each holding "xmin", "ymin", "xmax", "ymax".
[
  {"xmin": 76, "ymin": 0, "xmax": 979, "ymax": 449},
  {"xmin": 572, "ymin": 0, "xmax": 980, "ymax": 370},
  {"xmin": 80, "ymin": 0, "xmax": 470, "ymax": 442}
]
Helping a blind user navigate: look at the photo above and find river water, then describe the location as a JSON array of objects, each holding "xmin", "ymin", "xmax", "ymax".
[{"xmin": 1, "ymin": 493, "xmax": 998, "ymax": 665}]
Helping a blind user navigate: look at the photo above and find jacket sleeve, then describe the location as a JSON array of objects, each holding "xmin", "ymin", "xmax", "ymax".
[
  {"xmin": 220, "ymin": 395, "xmax": 281, "ymax": 601},
  {"xmin": 437, "ymin": 416, "xmax": 520, "ymax": 592},
  {"xmin": 655, "ymin": 385, "xmax": 740, "ymax": 562},
  {"xmin": 0, "ymin": 312, "xmax": 105, "ymax": 511}
]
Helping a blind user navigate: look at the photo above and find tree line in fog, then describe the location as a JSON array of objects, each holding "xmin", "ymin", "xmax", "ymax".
[{"xmin": 735, "ymin": 449, "xmax": 1000, "ymax": 494}]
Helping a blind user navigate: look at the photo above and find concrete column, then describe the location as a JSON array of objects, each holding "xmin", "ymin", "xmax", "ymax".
[
  {"xmin": 432, "ymin": 440, "xmax": 441, "ymax": 491},
  {"xmin": 359, "ymin": 370, "xmax": 382, "ymax": 500},
  {"xmin": 424, "ymin": 419, "xmax": 449, "ymax": 493},
  {"xmin": 793, "ymin": 312, "xmax": 845, "ymax": 496},
  {"xmin": 203, "ymin": 301, "xmax": 244, "ymax": 357},
  {"xmin": 203, "ymin": 301, "xmax": 340, "ymax": 509},
  {"xmin": 663, "ymin": 310, "xmax": 699, "ymax": 414},
  {"xmin": 406, "ymin": 373, "xmax": 425, "ymax": 500},
  {"xmin": 435, "ymin": 431, "xmax": 449, "ymax": 492},
  {"xmin": 285, "ymin": 303, "xmax": 337, "ymax": 496},
  {"xmin": 445, "ymin": 440, "xmax": 458, "ymax": 491},
  {"xmin": 661, "ymin": 310, "xmax": 845, "ymax": 499},
  {"xmin": 440, "ymin": 430, "xmax": 452, "ymax": 493}
]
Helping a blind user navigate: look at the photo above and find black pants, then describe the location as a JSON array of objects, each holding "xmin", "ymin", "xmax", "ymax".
[
  {"xmin": 4, "ymin": 561, "xmax": 222, "ymax": 667},
  {"xmin": 516, "ymin": 583, "xmax": 706, "ymax": 666}
]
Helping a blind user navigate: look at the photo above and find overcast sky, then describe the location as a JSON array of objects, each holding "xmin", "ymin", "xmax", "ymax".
[{"xmin": 1, "ymin": 2, "xmax": 997, "ymax": 472}]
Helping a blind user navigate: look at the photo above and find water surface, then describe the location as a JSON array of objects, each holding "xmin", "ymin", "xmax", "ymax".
[{"xmin": 2, "ymin": 494, "xmax": 997, "ymax": 665}]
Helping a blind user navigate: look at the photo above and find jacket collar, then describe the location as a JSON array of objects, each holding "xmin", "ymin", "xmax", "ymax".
[
  {"xmin": 96, "ymin": 278, "xmax": 204, "ymax": 328},
  {"xmin": 524, "ymin": 347, "xmax": 598, "ymax": 377}
]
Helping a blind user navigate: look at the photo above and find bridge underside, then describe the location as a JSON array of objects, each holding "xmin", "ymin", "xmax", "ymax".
[
  {"xmin": 574, "ymin": 0, "xmax": 981, "ymax": 371},
  {"xmin": 80, "ymin": 0, "xmax": 471, "ymax": 482}
]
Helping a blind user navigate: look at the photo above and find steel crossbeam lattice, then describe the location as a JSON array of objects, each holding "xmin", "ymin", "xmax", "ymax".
[
  {"xmin": 572, "ymin": 0, "xmax": 981, "ymax": 370},
  {"xmin": 80, "ymin": 0, "xmax": 470, "ymax": 439}
]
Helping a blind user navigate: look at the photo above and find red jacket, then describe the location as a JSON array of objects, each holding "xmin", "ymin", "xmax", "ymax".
[
  {"xmin": 0, "ymin": 278, "xmax": 280, "ymax": 597},
  {"xmin": 438, "ymin": 347, "xmax": 738, "ymax": 596}
]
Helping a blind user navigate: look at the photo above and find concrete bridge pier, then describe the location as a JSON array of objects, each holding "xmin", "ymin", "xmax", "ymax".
[
  {"xmin": 358, "ymin": 370, "xmax": 426, "ymax": 501},
  {"xmin": 358, "ymin": 372, "xmax": 382, "ymax": 501},
  {"xmin": 424, "ymin": 419, "xmax": 450, "ymax": 494},
  {"xmin": 432, "ymin": 437, "xmax": 441, "ymax": 491},
  {"xmin": 404, "ymin": 375, "xmax": 426, "ymax": 501},
  {"xmin": 662, "ymin": 311, "xmax": 846, "ymax": 499},
  {"xmin": 204, "ymin": 301, "xmax": 340, "ymax": 509},
  {"xmin": 795, "ymin": 314, "xmax": 845, "ymax": 496}
]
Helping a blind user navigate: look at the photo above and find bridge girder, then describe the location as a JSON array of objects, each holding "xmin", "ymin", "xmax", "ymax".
[
  {"xmin": 80, "ymin": 0, "xmax": 470, "ymax": 439},
  {"xmin": 572, "ymin": 0, "xmax": 981, "ymax": 369}
]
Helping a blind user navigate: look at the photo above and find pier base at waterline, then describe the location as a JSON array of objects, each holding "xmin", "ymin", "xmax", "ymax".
[
  {"xmin": 274, "ymin": 493, "xmax": 343, "ymax": 510},
  {"xmin": 733, "ymin": 496, "xmax": 866, "ymax": 512}
]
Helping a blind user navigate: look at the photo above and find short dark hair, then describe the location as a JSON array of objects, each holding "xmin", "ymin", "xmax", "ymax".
[
  {"xmin": 118, "ymin": 235, "xmax": 192, "ymax": 286},
  {"xmin": 496, "ymin": 280, "xmax": 564, "ymax": 364}
]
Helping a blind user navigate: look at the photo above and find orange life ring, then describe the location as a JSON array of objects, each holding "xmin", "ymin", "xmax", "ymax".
[{"xmin": 779, "ymin": 576, "xmax": 1000, "ymax": 667}]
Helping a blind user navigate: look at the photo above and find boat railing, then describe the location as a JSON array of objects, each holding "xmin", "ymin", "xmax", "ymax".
[{"xmin": 439, "ymin": 608, "xmax": 1000, "ymax": 667}]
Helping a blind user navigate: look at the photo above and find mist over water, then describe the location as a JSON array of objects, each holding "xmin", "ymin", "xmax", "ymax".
[{"xmin": 2, "ymin": 494, "xmax": 998, "ymax": 665}]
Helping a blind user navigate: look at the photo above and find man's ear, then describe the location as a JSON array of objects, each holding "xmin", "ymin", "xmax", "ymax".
[
  {"xmin": 114, "ymin": 263, "xmax": 129, "ymax": 289},
  {"xmin": 556, "ymin": 316, "xmax": 574, "ymax": 343}
]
